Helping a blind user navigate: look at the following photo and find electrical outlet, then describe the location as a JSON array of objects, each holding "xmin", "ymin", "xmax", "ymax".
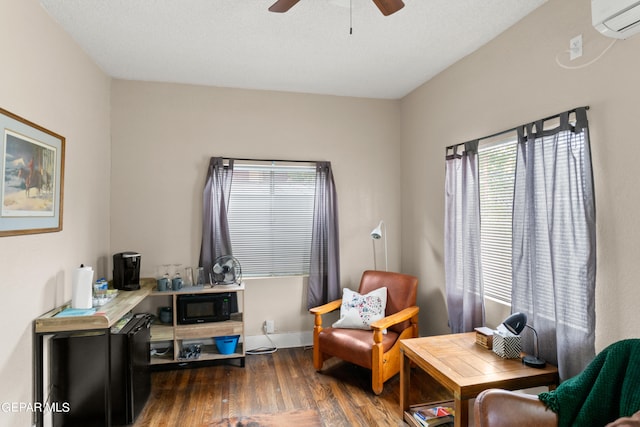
[
  {"xmin": 569, "ymin": 34, "xmax": 583, "ymax": 60},
  {"xmin": 265, "ymin": 319, "xmax": 275, "ymax": 334}
]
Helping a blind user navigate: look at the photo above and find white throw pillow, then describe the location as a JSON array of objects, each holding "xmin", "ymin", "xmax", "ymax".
[{"xmin": 332, "ymin": 287, "xmax": 387, "ymax": 330}]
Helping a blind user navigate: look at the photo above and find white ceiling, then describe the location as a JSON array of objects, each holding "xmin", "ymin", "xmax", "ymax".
[{"xmin": 39, "ymin": 0, "xmax": 546, "ymax": 99}]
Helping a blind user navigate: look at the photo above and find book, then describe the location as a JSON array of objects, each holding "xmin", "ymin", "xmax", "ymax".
[
  {"xmin": 412, "ymin": 405, "xmax": 455, "ymax": 426},
  {"xmin": 474, "ymin": 326, "xmax": 494, "ymax": 349}
]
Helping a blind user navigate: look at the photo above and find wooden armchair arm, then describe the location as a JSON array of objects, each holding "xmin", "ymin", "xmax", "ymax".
[
  {"xmin": 309, "ymin": 299, "xmax": 342, "ymax": 316},
  {"xmin": 370, "ymin": 306, "xmax": 419, "ymax": 331},
  {"xmin": 309, "ymin": 299, "xmax": 341, "ymax": 330}
]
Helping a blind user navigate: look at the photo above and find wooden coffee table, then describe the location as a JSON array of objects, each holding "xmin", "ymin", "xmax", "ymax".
[{"xmin": 400, "ymin": 332, "xmax": 559, "ymax": 427}]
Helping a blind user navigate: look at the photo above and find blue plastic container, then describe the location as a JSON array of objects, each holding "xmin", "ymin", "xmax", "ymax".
[{"xmin": 214, "ymin": 335, "xmax": 239, "ymax": 354}]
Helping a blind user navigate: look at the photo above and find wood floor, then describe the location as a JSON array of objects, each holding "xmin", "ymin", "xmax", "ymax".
[{"xmin": 132, "ymin": 347, "xmax": 451, "ymax": 427}]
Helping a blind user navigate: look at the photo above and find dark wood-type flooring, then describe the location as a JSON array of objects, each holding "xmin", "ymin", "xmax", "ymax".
[{"xmin": 132, "ymin": 347, "xmax": 451, "ymax": 427}]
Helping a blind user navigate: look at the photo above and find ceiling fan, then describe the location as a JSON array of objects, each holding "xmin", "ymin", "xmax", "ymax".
[{"xmin": 268, "ymin": 0, "xmax": 405, "ymax": 16}]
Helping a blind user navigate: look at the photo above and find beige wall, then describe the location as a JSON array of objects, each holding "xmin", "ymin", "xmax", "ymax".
[
  {"xmin": 400, "ymin": 0, "xmax": 640, "ymax": 349},
  {"xmin": 110, "ymin": 80, "xmax": 402, "ymax": 337},
  {"xmin": 0, "ymin": 1, "xmax": 111, "ymax": 426}
]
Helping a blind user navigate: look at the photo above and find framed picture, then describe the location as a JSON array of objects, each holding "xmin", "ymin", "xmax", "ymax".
[{"xmin": 0, "ymin": 107, "xmax": 65, "ymax": 237}]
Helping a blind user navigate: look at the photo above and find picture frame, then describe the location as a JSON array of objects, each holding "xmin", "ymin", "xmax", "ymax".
[{"xmin": 0, "ymin": 107, "xmax": 65, "ymax": 237}]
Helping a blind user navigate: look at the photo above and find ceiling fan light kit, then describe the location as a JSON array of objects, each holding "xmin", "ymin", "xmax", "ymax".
[{"xmin": 269, "ymin": 0, "xmax": 404, "ymax": 16}]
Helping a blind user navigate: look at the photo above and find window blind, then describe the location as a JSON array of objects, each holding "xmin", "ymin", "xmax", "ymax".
[
  {"xmin": 478, "ymin": 136, "xmax": 517, "ymax": 304},
  {"xmin": 227, "ymin": 162, "xmax": 316, "ymax": 277}
]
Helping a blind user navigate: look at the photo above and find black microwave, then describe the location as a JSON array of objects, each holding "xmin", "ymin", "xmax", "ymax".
[{"xmin": 176, "ymin": 293, "xmax": 231, "ymax": 324}]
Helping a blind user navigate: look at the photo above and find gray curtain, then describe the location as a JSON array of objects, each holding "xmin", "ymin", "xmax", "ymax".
[
  {"xmin": 308, "ymin": 161, "xmax": 341, "ymax": 309},
  {"xmin": 444, "ymin": 141, "xmax": 485, "ymax": 333},
  {"xmin": 511, "ymin": 107, "xmax": 595, "ymax": 380},
  {"xmin": 199, "ymin": 157, "xmax": 234, "ymax": 279}
]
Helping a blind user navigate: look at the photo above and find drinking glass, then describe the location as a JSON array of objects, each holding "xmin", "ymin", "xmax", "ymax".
[
  {"xmin": 195, "ymin": 267, "xmax": 206, "ymax": 287},
  {"xmin": 184, "ymin": 267, "xmax": 194, "ymax": 287}
]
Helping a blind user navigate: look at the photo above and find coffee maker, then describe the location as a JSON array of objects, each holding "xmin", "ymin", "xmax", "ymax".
[{"xmin": 113, "ymin": 252, "xmax": 141, "ymax": 291}]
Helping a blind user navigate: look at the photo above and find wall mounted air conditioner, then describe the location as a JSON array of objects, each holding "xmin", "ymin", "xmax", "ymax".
[{"xmin": 592, "ymin": 0, "xmax": 640, "ymax": 39}]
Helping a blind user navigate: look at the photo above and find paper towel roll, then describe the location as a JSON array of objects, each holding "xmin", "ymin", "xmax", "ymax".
[{"xmin": 72, "ymin": 265, "xmax": 94, "ymax": 309}]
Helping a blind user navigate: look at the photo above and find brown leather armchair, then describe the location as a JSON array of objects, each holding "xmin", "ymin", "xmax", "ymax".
[
  {"xmin": 474, "ymin": 389, "xmax": 557, "ymax": 427},
  {"xmin": 309, "ymin": 270, "xmax": 419, "ymax": 395}
]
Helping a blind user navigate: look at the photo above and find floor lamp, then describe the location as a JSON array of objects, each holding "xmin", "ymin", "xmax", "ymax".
[{"xmin": 370, "ymin": 220, "xmax": 388, "ymax": 271}]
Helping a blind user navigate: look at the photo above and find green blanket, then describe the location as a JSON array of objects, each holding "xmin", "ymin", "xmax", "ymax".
[{"xmin": 538, "ymin": 339, "xmax": 640, "ymax": 427}]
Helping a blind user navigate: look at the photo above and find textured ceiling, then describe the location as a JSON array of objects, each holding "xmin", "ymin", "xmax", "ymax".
[{"xmin": 39, "ymin": 0, "xmax": 546, "ymax": 99}]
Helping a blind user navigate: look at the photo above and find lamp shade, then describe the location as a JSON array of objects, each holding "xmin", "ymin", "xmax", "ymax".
[
  {"xmin": 502, "ymin": 312, "xmax": 527, "ymax": 335},
  {"xmin": 371, "ymin": 221, "xmax": 383, "ymax": 239}
]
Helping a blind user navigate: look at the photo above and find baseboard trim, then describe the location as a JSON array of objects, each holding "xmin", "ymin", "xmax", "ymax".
[{"xmin": 245, "ymin": 331, "xmax": 313, "ymax": 352}]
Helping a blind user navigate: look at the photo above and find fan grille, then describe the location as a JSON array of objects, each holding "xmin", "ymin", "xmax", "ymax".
[{"xmin": 212, "ymin": 256, "xmax": 242, "ymax": 285}]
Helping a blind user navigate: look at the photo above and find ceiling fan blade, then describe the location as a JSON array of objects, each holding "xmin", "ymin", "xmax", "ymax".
[
  {"xmin": 269, "ymin": 0, "xmax": 302, "ymax": 13},
  {"xmin": 372, "ymin": 0, "xmax": 405, "ymax": 16}
]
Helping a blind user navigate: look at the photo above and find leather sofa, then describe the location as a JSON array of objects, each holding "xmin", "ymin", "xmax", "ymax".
[{"xmin": 474, "ymin": 389, "xmax": 557, "ymax": 427}]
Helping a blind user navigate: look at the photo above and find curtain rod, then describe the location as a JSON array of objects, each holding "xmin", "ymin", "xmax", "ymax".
[
  {"xmin": 222, "ymin": 157, "xmax": 322, "ymax": 164},
  {"xmin": 445, "ymin": 106, "xmax": 590, "ymax": 152}
]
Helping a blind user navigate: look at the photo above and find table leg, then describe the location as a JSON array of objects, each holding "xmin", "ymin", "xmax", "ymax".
[
  {"xmin": 454, "ymin": 397, "xmax": 469, "ymax": 427},
  {"xmin": 400, "ymin": 349, "xmax": 411, "ymax": 412},
  {"xmin": 104, "ymin": 330, "xmax": 111, "ymax": 427}
]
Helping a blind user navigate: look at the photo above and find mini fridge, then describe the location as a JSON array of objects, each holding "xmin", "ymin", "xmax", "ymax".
[{"xmin": 51, "ymin": 313, "xmax": 152, "ymax": 426}]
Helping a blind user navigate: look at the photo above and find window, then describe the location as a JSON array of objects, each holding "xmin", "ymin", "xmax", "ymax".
[
  {"xmin": 478, "ymin": 133, "xmax": 517, "ymax": 304},
  {"xmin": 227, "ymin": 161, "xmax": 316, "ymax": 277}
]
